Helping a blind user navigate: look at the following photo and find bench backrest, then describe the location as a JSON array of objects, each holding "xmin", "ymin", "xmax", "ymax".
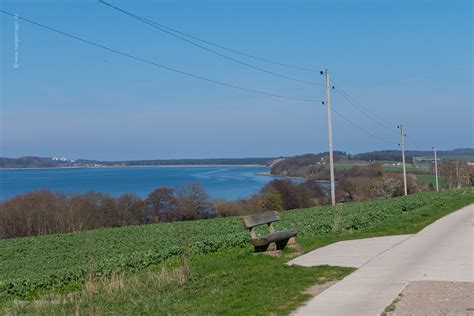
[{"xmin": 241, "ymin": 211, "xmax": 279, "ymax": 229}]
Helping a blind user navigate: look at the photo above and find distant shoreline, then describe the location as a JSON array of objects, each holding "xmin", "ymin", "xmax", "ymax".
[
  {"xmin": 257, "ymin": 171, "xmax": 331, "ymax": 183},
  {"xmin": 257, "ymin": 171, "xmax": 304, "ymax": 180},
  {"xmin": 0, "ymin": 164, "xmax": 268, "ymax": 171}
]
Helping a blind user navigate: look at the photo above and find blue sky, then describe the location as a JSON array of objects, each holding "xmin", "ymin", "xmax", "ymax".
[{"xmin": 1, "ymin": 0, "xmax": 472, "ymax": 160}]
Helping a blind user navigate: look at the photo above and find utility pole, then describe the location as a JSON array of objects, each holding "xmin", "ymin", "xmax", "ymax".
[
  {"xmin": 398, "ymin": 124, "xmax": 408, "ymax": 196},
  {"xmin": 325, "ymin": 67, "xmax": 336, "ymax": 205},
  {"xmin": 456, "ymin": 161, "xmax": 460, "ymax": 189},
  {"xmin": 433, "ymin": 146, "xmax": 439, "ymax": 191}
]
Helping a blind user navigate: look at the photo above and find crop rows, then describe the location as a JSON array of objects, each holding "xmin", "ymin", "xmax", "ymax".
[{"xmin": 1, "ymin": 189, "xmax": 472, "ymax": 302}]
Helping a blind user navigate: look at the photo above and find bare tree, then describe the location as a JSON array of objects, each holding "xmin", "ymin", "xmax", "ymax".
[{"xmin": 146, "ymin": 188, "xmax": 178, "ymax": 223}]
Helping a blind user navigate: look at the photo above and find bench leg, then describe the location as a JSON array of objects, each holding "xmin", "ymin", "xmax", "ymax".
[
  {"xmin": 254, "ymin": 242, "xmax": 276, "ymax": 252},
  {"xmin": 267, "ymin": 242, "xmax": 277, "ymax": 251},
  {"xmin": 287, "ymin": 236, "xmax": 297, "ymax": 245},
  {"xmin": 275, "ymin": 238, "xmax": 290, "ymax": 250},
  {"xmin": 254, "ymin": 244, "xmax": 268, "ymax": 252}
]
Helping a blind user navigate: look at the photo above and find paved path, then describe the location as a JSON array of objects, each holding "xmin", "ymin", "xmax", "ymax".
[
  {"xmin": 292, "ymin": 203, "xmax": 474, "ymax": 316},
  {"xmin": 289, "ymin": 235, "xmax": 411, "ymax": 268}
]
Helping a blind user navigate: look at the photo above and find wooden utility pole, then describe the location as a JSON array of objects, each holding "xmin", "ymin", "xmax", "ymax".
[
  {"xmin": 456, "ymin": 161, "xmax": 460, "ymax": 188},
  {"xmin": 325, "ymin": 67, "xmax": 336, "ymax": 205},
  {"xmin": 433, "ymin": 146, "xmax": 439, "ymax": 191},
  {"xmin": 398, "ymin": 124, "xmax": 408, "ymax": 195}
]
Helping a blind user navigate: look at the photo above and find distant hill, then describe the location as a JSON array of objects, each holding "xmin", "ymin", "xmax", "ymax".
[
  {"xmin": 270, "ymin": 152, "xmax": 348, "ymax": 177},
  {"xmin": 1, "ymin": 148, "xmax": 472, "ymax": 169},
  {"xmin": 353, "ymin": 148, "xmax": 474, "ymax": 162},
  {"xmin": 0, "ymin": 157, "xmax": 275, "ymax": 169},
  {"xmin": 270, "ymin": 148, "xmax": 474, "ymax": 178},
  {"xmin": 0, "ymin": 156, "xmax": 74, "ymax": 169}
]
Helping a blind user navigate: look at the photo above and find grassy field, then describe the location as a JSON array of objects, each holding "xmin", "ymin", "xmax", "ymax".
[
  {"xmin": 427, "ymin": 155, "xmax": 474, "ymax": 162},
  {"xmin": 382, "ymin": 163, "xmax": 431, "ymax": 174},
  {"xmin": 333, "ymin": 161, "xmax": 432, "ymax": 174},
  {"xmin": 415, "ymin": 174, "xmax": 443, "ymax": 188},
  {"xmin": 1, "ymin": 188, "xmax": 473, "ymax": 315},
  {"xmin": 333, "ymin": 161, "xmax": 365, "ymax": 170}
]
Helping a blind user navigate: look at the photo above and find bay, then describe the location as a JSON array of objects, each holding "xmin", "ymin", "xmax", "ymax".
[{"xmin": 0, "ymin": 166, "xmax": 280, "ymax": 201}]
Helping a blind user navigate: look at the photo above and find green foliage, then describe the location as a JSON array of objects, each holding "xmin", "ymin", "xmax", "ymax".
[
  {"xmin": 261, "ymin": 188, "xmax": 285, "ymax": 212},
  {"xmin": 353, "ymin": 148, "xmax": 474, "ymax": 162},
  {"xmin": 2, "ymin": 249, "xmax": 354, "ymax": 316},
  {"xmin": 1, "ymin": 189, "xmax": 472, "ymax": 303},
  {"xmin": 382, "ymin": 164, "xmax": 430, "ymax": 174}
]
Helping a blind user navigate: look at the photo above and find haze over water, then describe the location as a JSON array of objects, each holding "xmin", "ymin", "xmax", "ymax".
[{"xmin": 0, "ymin": 166, "xmax": 278, "ymax": 200}]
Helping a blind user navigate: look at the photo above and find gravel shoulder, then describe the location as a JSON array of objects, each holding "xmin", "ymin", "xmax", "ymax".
[{"xmin": 384, "ymin": 281, "xmax": 474, "ymax": 315}]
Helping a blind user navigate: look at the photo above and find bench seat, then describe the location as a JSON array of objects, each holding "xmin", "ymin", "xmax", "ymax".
[{"xmin": 250, "ymin": 229, "xmax": 297, "ymax": 247}]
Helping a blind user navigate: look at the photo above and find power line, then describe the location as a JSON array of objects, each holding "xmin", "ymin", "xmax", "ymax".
[
  {"xmin": 332, "ymin": 80, "xmax": 395, "ymax": 129},
  {"xmin": 331, "ymin": 106, "xmax": 398, "ymax": 146},
  {"xmin": 98, "ymin": 0, "xmax": 322, "ymax": 73},
  {"xmin": 1, "ymin": 8, "xmax": 427, "ymax": 153},
  {"xmin": 404, "ymin": 135, "xmax": 430, "ymax": 151},
  {"xmin": 0, "ymin": 9, "xmax": 320, "ymax": 104},
  {"xmin": 331, "ymin": 79, "xmax": 429, "ymax": 151},
  {"xmin": 334, "ymin": 88, "xmax": 393, "ymax": 130},
  {"xmin": 99, "ymin": 0, "xmax": 324, "ymax": 86}
]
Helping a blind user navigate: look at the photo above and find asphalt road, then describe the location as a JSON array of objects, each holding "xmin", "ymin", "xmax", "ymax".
[{"xmin": 291, "ymin": 203, "xmax": 474, "ymax": 316}]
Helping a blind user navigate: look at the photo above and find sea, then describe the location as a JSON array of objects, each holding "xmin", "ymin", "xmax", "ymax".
[{"xmin": 0, "ymin": 166, "xmax": 283, "ymax": 201}]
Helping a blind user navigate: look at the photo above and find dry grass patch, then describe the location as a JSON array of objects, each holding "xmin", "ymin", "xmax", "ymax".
[{"xmin": 2, "ymin": 263, "xmax": 190, "ymax": 316}]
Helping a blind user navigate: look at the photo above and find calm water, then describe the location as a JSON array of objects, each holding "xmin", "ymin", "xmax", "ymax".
[{"xmin": 0, "ymin": 166, "xmax": 280, "ymax": 200}]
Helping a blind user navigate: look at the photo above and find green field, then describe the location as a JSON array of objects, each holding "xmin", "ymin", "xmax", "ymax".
[
  {"xmin": 334, "ymin": 162, "xmax": 363, "ymax": 170},
  {"xmin": 416, "ymin": 174, "xmax": 443, "ymax": 188},
  {"xmin": 423, "ymin": 155, "xmax": 474, "ymax": 162},
  {"xmin": 1, "ymin": 188, "xmax": 473, "ymax": 314},
  {"xmin": 382, "ymin": 163, "xmax": 431, "ymax": 173},
  {"xmin": 333, "ymin": 161, "xmax": 432, "ymax": 174}
]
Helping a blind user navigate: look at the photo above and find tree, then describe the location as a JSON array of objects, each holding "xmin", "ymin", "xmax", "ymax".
[
  {"xmin": 301, "ymin": 179, "xmax": 326, "ymax": 199},
  {"xmin": 118, "ymin": 193, "xmax": 147, "ymax": 225},
  {"xmin": 259, "ymin": 188, "xmax": 285, "ymax": 212},
  {"xmin": 174, "ymin": 183, "xmax": 212, "ymax": 221},
  {"xmin": 439, "ymin": 160, "xmax": 473, "ymax": 189},
  {"xmin": 335, "ymin": 177, "xmax": 355, "ymax": 202},
  {"xmin": 145, "ymin": 188, "xmax": 178, "ymax": 223},
  {"xmin": 262, "ymin": 179, "xmax": 312, "ymax": 210}
]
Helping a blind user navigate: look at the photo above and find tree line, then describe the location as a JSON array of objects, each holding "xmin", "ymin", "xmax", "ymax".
[
  {"xmin": 0, "ymin": 157, "xmax": 275, "ymax": 169},
  {"xmin": 0, "ymin": 180, "xmax": 329, "ymax": 239},
  {"xmin": 2, "ymin": 161, "xmax": 472, "ymax": 239}
]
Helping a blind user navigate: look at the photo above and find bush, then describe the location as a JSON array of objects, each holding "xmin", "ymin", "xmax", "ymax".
[
  {"xmin": 368, "ymin": 176, "xmax": 403, "ymax": 199},
  {"xmin": 261, "ymin": 179, "xmax": 313, "ymax": 210}
]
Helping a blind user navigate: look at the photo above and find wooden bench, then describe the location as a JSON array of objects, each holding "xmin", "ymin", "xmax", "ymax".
[{"xmin": 241, "ymin": 211, "xmax": 297, "ymax": 252}]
